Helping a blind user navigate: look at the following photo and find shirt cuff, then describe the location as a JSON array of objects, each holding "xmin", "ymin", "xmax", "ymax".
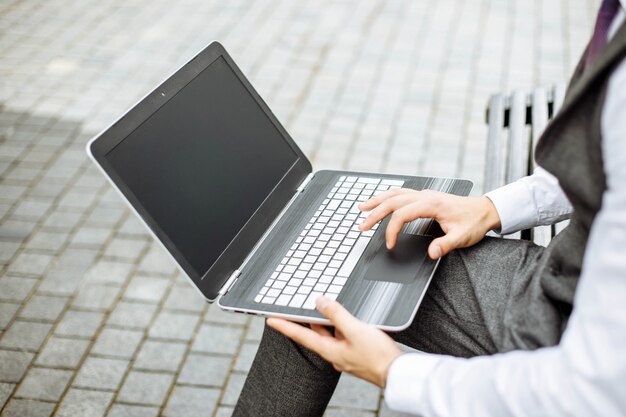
[
  {"xmin": 384, "ymin": 352, "xmax": 441, "ymax": 415},
  {"xmin": 484, "ymin": 181, "xmax": 538, "ymax": 235}
]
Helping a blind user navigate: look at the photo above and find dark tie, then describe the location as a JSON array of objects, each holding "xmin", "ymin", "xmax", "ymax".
[{"xmin": 585, "ymin": 0, "xmax": 621, "ymax": 68}]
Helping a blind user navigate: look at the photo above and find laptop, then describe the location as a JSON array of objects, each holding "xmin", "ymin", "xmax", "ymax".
[{"xmin": 87, "ymin": 41, "xmax": 472, "ymax": 330}]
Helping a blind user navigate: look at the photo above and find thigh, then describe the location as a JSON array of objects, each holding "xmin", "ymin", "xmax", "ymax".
[{"xmin": 392, "ymin": 236, "xmax": 545, "ymax": 357}]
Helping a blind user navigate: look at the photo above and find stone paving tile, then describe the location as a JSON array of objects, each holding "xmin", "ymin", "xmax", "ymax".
[
  {"xmin": 191, "ymin": 324, "xmax": 243, "ymax": 355},
  {"xmin": 0, "ymin": 242, "xmax": 20, "ymax": 264},
  {"xmin": 55, "ymin": 310, "xmax": 105, "ymax": 338},
  {"xmin": 220, "ymin": 373, "xmax": 246, "ymax": 406},
  {"xmin": 0, "ymin": 220, "xmax": 37, "ymax": 242},
  {"xmin": 205, "ymin": 303, "xmax": 248, "ymax": 326},
  {"xmin": 69, "ymin": 226, "xmax": 112, "ymax": 248},
  {"xmin": 37, "ymin": 264, "xmax": 90, "ymax": 296},
  {"xmin": 123, "ymin": 275, "xmax": 169, "ymax": 303},
  {"xmin": 1, "ymin": 398, "xmax": 56, "ymax": 417},
  {"xmin": 0, "ymin": 303, "xmax": 20, "ymax": 330},
  {"xmin": 19, "ymin": 295, "xmax": 68, "ymax": 322},
  {"xmin": 0, "ymin": 350, "xmax": 34, "ymax": 383},
  {"xmin": 215, "ymin": 406, "xmax": 234, "ymax": 417},
  {"xmin": 73, "ymin": 356, "xmax": 129, "ymax": 391},
  {"xmin": 117, "ymin": 216, "xmax": 150, "ymax": 238},
  {"xmin": 0, "ymin": 276, "xmax": 38, "ymax": 303},
  {"xmin": 378, "ymin": 401, "xmax": 414, "ymax": 417},
  {"xmin": 133, "ymin": 340, "xmax": 187, "ymax": 373},
  {"xmin": 117, "ymin": 371, "xmax": 174, "ymax": 406},
  {"xmin": 84, "ymin": 260, "xmax": 134, "ymax": 286},
  {"xmin": 34, "ymin": 336, "xmax": 90, "ymax": 368},
  {"xmin": 178, "ymin": 353, "xmax": 231, "ymax": 388},
  {"xmin": 103, "ymin": 237, "xmax": 147, "ymax": 260},
  {"xmin": 328, "ymin": 374, "xmax": 380, "ymax": 411},
  {"xmin": 91, "ymin": 328, "xmax": 143, "ymax": 359},
  {"xmin": 42, "ymin": 210, "xmax": 83, "ymax": 230},
  {"xmin": 107, "ymin": 403, "xmax": 160, "ymax": 417},
  {"xmin": 244, "ymin": 316, "xmax": 265, "ymax": 342},
  {"xmin": 162, "ymin": 385, "xmax": 220, "ymax": 417},
  {"xmin": 72, "ymin": 284, "xmax": 121, "ymax": 311},
  {"xmin": 56, "ymin": 388, "xmax": 113, "ymax": 417},
  {"xmin": 137, "ymin": 245, "xmax": 178, "ymax": 276},
  {"xmin": 0, "ymin": 382, "xmax": 13, "ymax": 409},
  {"xmin": 84, "ymin": 206, "xmax": 125, "ymax": 228},
  {"xmin": 106, "ymin": 301, "xmax": 157, "ymax": 329},
  {"xmin": 0, "ymin": 321, "xmax": 52, "ymax": 351},
  {"xmin": 24, "ymin": 230, "xmax": 68, "ymax": 252},
  {"xmin": 163, "ymin": 284, "xmax": 206, "ymax": 313},
  {"xmin": 14, "ymin": 367, "xmax": 72, "ymax": 401},
  {"xmin": 6, "ymin": 252, "xmax": 54, "ymax": 276},
  {"xmin": 148, "ymin": 311, "xmax": 199, "ymax": 341},
  {"xmin": 233, "ymin": 341, "xmax": 259, "ymax": 373}
]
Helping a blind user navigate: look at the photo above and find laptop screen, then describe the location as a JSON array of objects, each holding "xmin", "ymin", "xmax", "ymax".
[{"xmin": 105, "ymin": 56, "xmax": 298, "ymax": 278}]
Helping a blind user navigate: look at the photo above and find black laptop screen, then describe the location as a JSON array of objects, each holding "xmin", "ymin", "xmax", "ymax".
[{"xmin": 105, "ymin": 57, "xmax": 298, "ymax": 278}]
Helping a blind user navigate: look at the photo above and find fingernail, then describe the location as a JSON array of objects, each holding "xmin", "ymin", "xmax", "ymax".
[
  {"xmin": 316, "ymin": 296, "xmax": 329, "ymax": 311},
  {"xmin": 432, "ymin": 245, "xmax": 442, "ymax": 259},
  {"xmin": 386, "ymin": 240, "xmax": 392, "ymax": 250}
]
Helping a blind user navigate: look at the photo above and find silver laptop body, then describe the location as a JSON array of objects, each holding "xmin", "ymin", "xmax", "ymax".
[{"xmin": 87, "ymin": 42, "xmax": 472, "ymax": 330}]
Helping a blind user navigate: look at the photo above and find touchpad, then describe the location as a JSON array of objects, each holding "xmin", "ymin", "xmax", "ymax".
[{"xmin": 364, "ymin": 234, "xmax": 437, "ymax": 284}]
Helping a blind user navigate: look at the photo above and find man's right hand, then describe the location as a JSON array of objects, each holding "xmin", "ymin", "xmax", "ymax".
[{"xmin": 358, "ymin": 189, "xmax": 502, "ymax": 259}]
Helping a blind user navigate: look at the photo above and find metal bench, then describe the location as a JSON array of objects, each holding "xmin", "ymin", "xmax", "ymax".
[{"xmin": 484, "ymin": 84, "xmax": 568, "ymax": 246}]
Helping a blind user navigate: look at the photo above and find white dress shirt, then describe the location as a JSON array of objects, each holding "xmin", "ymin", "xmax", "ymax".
[{"xmin": 384, "ymin": 5, "xmax": 626, "ymax": 416}]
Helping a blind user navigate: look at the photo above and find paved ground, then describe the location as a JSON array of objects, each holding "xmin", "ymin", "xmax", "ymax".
[{"xmin": 0, "ymin": 0, "xmax": 598, "ymax": 416}]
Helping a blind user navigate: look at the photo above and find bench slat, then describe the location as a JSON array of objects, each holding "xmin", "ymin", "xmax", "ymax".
[
  {"xmin": 530, "ymin": 88, "xmax": 553, "ymax": 247},
  {"xmin": 484, "ymin": 94, "xmax": 506, "ymax": 193}
]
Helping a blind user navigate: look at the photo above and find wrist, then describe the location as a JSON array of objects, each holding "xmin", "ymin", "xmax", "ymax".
[
  {"xmin": 480, "ymin": 196, "xmax": 501, "ymax": 231},
  {"xmin": 380, "ymin": 350, "xmax": 404, "ymax": 388}
]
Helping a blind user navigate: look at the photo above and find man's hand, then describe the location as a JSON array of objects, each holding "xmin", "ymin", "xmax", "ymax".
[
  {"xmin": 266, "ymin": 297, "xmax": 402, "ymax": 387},
  {"xmin": 358, "ymin": 189, "xmax": 501, "ymax": 259}
]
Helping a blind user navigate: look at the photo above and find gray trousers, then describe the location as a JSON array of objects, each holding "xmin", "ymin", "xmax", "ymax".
[{"xmin": 233, "ymin": 237, "xmax": 569, "ymax": 417}]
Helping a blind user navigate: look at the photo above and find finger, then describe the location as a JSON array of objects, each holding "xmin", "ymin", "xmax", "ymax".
[
  {"xmin": 429, "ymin": 232, "xmax": 463, "ymax": 259},
  {"xmin": 310, "ymin": 324, "xmax": 333, "ymax": 338},
  {"xmin": 384, "ymin": 195, "xmax": 443, "ymax": 249},
  {"xmin": 385, "ymin": 207, "xmax": 416, "ymax": 249},
  {"xmin": 359, "ymin": 194, "xmax": 417, "ymax": 231},
  {"xmin": 358, "ymin": 188, "xmax": 412, "ymax": 211},
  {"xmin": 316, "ymin": 297, "xmax": 360, "ymax": 335},
  {"xmin": 267, "ymin": 318, "xmax": 335, "ymax": 357}
]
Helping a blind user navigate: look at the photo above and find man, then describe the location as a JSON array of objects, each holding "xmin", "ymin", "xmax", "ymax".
[{"xmin": 234, "ymin": 0, "xmax": 626, "ymax": 415}]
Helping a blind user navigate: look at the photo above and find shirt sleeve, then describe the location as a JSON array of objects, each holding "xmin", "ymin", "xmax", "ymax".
[
  {"xmin": 484, "ymin": 167, "xmax": 572, "ymax": 235},
  {"xmin": 384, "ymin": 54, "xmax": 626, "ymax": 417}
]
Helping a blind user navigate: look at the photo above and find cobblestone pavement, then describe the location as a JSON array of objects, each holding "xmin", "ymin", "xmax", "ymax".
[{"xmin": 0, "ymin": 0, "xmax": 598, "ymax": 416}]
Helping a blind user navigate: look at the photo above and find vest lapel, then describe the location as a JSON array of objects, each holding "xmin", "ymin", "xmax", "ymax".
[{"xmin": 542, "ymin": 21, "xmax": 626, "ymax": 136}]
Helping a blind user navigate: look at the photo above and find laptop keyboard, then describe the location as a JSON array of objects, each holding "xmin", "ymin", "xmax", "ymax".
[{"xmin": 254, "ymin": 175, "xmax": 404, "ymax": 309}]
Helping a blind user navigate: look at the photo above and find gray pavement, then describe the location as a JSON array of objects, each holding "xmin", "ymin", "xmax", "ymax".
[{"xmin": 0, "ymin": 0, "xmax": 597, "ymax": 416}]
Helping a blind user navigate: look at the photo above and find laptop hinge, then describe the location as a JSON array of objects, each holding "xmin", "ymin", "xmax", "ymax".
[
  {"xmin": 218, "ymin": 269, "xmax": 241, "ymax": 296},
  {"xmin": 296, "ymin": 173, "xmax": 314, "ymax": 193}
]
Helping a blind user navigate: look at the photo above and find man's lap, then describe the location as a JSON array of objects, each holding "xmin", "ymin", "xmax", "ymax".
[{"xmin": 393, "ymin": 236, "xmax": 560, "ymax": 357}]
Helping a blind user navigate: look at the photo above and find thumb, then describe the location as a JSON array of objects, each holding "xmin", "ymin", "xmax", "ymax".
[
  {"xmin": 428, "ymin": 233, "xmax": 461, "ymax": 259},
  {"xmin": 316, "ymin": 297, "xmax": 358, "ymax": 333}
]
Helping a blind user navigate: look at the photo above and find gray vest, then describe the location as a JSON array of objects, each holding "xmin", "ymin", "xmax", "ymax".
[{"xmin": 533, "ymin": 22, "xmax": 626, "ymax": 332}]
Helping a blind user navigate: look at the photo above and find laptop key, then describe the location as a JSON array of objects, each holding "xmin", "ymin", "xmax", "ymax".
[
  {"xmin": 268, "ymin": 288, "xmax": 281, "ymax": 298},
  {"xmin": 303, "ymin": 292, "xmax": 325, "ymax": 309},
  {"xmin": 283, "ymin": 286, "xmax": 297, "ymax": 295},
  {"xmin": 289, "ymin": 294, "xmax": 307, "ymax": 308},
  {"xmin": 276, "ymin": 294, "xmax": 292, "ymax": 306}
]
